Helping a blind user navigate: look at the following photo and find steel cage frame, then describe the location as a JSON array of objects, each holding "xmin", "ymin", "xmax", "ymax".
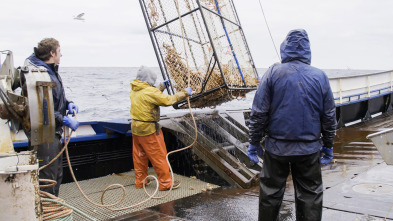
[{"xmin": 139, "ymin": 0, "xmax": 258, "ymax": 109}]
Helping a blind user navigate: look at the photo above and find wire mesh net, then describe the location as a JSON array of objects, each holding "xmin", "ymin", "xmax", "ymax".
[{"xmin": 141, "ymin": 0, "xmax": 258, "ymax": 108}]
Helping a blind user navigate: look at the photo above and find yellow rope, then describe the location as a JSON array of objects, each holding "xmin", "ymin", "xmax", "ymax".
[{"xmin": 385, "ymin": 202, "xmax": 393, "ymax": 221}]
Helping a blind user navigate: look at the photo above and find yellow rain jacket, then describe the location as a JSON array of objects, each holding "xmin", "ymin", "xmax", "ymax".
[{"xmin": 130, "ymin": 80, "xmax": 188, "ymax": 136}]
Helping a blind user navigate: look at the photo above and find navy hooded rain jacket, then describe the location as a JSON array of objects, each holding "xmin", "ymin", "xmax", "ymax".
[{"xmin": 249, "ymin": 29, "xmax": 336, "ymax": 156}]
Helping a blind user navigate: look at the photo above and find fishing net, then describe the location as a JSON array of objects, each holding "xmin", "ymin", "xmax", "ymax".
[{"xmin": 140, "ymin": 0, "xmax": 258, "ymax": 108}]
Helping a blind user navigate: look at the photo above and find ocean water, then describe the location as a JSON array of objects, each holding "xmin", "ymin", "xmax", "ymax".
[{"xmin": 60, "ymin": 67, "xmax": 382, "ymax": 122}]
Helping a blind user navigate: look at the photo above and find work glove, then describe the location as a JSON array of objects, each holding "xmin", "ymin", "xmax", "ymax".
[
  {"xmin": 320, "ymin": 147, "xmax": 333, "ymax": 165},
  {"xmin": 247, "ymin": 143, "xmax": 263, "ymax": 163},
  {"xmin": 63, "ymin": 116, "xmax": 80, "ymax": 131},
  {"xmin": 163, "ymin": 79, "xmax": 171, "ymax": 87},
  {"xmin": 185, "ymin": 87, "xmax": 192, "ymax": 96},
  {"xmin": 68, "ymin": 103, "xmax": 79, "ymax": 116}
]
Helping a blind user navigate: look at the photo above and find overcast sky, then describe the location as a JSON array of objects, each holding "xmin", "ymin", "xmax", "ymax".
[{"xmin": 1, "ymin": 0, "xmax": 392, "ymax": 70}]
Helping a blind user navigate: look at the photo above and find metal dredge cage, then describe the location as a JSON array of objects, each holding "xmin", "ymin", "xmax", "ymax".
[{"xmin": 139, "ymin": 0, "xmax": 258, "ymax": 109}]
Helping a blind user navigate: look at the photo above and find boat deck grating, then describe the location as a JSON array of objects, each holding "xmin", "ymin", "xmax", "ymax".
[{"xmin": 58, "ymin": 169, "xmax": 219, "ymax": 221}]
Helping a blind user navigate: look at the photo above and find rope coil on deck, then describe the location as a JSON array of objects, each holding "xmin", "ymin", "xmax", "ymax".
[{"xmin": 40, "ymin": 191, "xmax": 74, "ymax": 220}]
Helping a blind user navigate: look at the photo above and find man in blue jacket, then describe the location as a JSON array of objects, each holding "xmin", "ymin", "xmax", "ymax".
[
  {"xmin": 248, "ymin": 29, "xmax": 336, "ymax": 221},
  {"xmin": 25, "ymin": 38, "xmax": 80, "ymax": 196}
]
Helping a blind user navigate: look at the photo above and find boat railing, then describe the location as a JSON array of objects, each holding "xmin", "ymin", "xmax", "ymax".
[{"xmin": 330, "ymin": 70, "xmax": 393, "ymax": 106}]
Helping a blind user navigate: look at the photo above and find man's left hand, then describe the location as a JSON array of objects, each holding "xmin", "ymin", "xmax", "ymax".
[{"xmin": 68, "ymin": 103, "xmax": 79, "ymax": 116}]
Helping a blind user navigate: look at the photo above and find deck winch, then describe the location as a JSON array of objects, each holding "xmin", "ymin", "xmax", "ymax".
[{"xmin": 139, "ymin": 0, "xmax": 259, "ymax": 108}]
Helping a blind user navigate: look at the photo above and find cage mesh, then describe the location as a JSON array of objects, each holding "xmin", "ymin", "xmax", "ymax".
[{"xmin": 141, "ymin": 0, "xmax": 258, "ymax": 108}]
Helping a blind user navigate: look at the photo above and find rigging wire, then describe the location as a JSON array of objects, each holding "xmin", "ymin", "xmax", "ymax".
[{"xmin": 257, "ymin": 0, "xmax": 280, "ymax": 61}]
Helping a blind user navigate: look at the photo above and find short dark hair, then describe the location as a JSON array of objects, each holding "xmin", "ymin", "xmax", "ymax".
[{"xmin": 34, "ymin": 38, "xmax": 60, "ymax": 61}]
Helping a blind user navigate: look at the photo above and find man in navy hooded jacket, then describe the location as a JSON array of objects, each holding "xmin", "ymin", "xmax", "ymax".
[
  {"xmin": 25, "ymin": 38, "xmax": 80, "ymax": 196},
  {"xmin": 248, "ymin": 29, "xmax": 336, "ymax": 220}
]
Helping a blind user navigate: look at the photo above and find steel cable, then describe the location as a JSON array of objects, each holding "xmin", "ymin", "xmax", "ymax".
[{"xmin": 257, "ymin": 0, "xmax": 280, "ymax": 61}]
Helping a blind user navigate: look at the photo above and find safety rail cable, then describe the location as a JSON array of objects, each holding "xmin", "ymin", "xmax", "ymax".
[{"xmin": 214, "ymin": 0, "xmax": 246, "ymax": 86}]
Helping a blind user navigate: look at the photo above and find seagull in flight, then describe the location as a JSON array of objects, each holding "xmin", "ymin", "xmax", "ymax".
[{"xmin": 74, "ymin": 13, "xmax": 85, "ymax": 21}]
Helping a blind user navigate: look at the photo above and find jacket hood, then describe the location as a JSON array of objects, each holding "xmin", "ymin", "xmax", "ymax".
[
  {"xmin": 135, "ymin": 66, "xmax": 157, "ymax": 86},
  {"xmin": 280, "ymin": 29, "xmax": 311, "ymax": 65},
  {"xmin": 27, "ymin": 53, "xmax": 50, "ymax": 70},
  {"xmin": 26, "ymin": 53, "xmax": 58, "ymax": 75},
  {"xmin": 131, "ymin": 80, "xmax": 151, "ymax": 91}
]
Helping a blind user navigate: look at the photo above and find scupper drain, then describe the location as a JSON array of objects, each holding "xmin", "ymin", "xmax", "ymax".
[{"xmin": 352, "ymin": 183, "xmax": 393, "ymax": 195}]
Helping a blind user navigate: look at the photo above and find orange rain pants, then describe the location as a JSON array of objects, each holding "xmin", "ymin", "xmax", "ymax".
[{"xmin": 132, "ymin": 129, "xmax": 172, "ymax": 190}]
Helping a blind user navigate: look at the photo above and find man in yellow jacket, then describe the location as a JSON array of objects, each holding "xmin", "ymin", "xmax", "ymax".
[{"xmin": 130, "ymin": 66, "xmax": 192, "ymax": 191}]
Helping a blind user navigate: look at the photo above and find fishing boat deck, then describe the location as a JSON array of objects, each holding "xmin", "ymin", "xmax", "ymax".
[
  {"xmin": 59, "ymin": 169, "xmax": 219, "ymax": 221},
  {"xmin": 61, "ymin": 114, "xmax": 393, "ymax": 221}
]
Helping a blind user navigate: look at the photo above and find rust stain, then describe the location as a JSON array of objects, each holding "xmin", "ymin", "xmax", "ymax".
[
  {"xmin": 31, "ymin": 170, "xmax": 42, "ymax": 220},
  {"xmin": 0, "ymin": 139, "xmax": 13, "ymax": 153}
]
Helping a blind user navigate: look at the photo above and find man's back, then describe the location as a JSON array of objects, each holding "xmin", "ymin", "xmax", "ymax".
[
  {"xmin": 249, "ymin": 29, "xmax": 336, "ymax": 156},
  {"xmin": 266, "ymin": 60, "xmax": 331, "ymax": 141},
  {"xmin": 248, "ymin": 29, "xmax": 336, "ymax": 221}
]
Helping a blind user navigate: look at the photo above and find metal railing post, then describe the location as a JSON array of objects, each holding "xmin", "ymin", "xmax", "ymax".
[
  {"xmin": 339, "ymin": 78, "xmax": 343, "ymax": 104},
  {"xmin": 367, "ymin": 75, "xmax": 370, "ymax": 98}
]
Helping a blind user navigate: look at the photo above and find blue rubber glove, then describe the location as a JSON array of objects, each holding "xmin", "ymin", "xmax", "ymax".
[
  {"xmin": 63, "ymin": 116, "xmax": 80, "ymax": 131},
  {"xmin": 247, "ymin": 143, "xmax": 263, "ymax": 163},
  {"xmin": 68, "ymin": 103, "xmax": 79, "ymax": 116},
  {"xmin": 163, "ymin": 79, "xmax": 171, "ymax": 87},
  {"xmin": 185, "ymin": 87, "xmax": 192, "ymax": 96},
  {"xmin": 320, "ymin": 147, "xmax": 333, "ymax": 165}
]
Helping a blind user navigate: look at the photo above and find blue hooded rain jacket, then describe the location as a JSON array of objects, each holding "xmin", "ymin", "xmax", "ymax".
[{"xmin": 249, "ymin": 29, "xmax": 336, "ymax": 156}]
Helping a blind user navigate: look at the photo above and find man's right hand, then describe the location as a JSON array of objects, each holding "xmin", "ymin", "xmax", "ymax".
[
  {"xmin": 163, "ymin": 79, "xmax": 171, "ymax": 87},
  {"xmin": 185, "ymin": 87, "xmax": 192, "ymax": 96},
  {"xmin": 247, "ymin": 143, "xmax": 263, "ymax": 163},
  {"xmin": 63, "ymin": 116, "xmax": 80, "ymax": 131}
]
